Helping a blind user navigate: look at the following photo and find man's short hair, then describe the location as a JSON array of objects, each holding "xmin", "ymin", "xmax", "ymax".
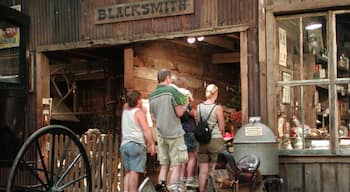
[
  {"xmin": 127, "ymin": 90, "xmax": 141, "ymax": 108},
  {"xmin": 157, "ymin": 69, "xmax": 171, "ymax": 83}
]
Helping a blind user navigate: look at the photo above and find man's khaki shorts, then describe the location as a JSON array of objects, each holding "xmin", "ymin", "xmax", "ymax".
[{"xmin": 157, "ymin": 134, "xmax": 188, "ymax": 167}]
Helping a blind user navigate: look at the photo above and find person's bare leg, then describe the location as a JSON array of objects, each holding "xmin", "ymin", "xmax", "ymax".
[
  {"xmin": 158, "ymin": 164, "xmax": 169, "ymax": 183},
  {"xmin": 169, "ymin": 165, "xmax": 181, "ymax": 184},
  {"xmin": 180, "ymin": 163, "xmax": 186, "ymax": 180},
  {"xmin": 210, "ymin": 162, "xmax": 216, "ymax": 172},
  {"xmin": 187, "ymin": 151, "xmax": 197, "ymax": 178},
  {"xmin": 123, "ymin": 171, "xmax": 130, "ymax": 192},
  {"xmin": 198, "ymin": 163, "xmax": 209, "ymax": 192},
  {"xmin": 128, "ymin": 171, "xmax": 139, "ymax": 192}
]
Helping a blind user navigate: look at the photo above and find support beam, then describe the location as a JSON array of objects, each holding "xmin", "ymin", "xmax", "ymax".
[
  {"xmin": 212, "ymin": 52, "xmax": 240, "ymax": 64},
  {"xmin": 204, "ymin": 36, "xmax": 235, "ymax": 50},
  {"xmin": 169, "ymin": 39, "xmax": 198, "ymax": 48},
  {"xmin": 35, "ymin": 52, "xmax": 50, "ymax": 129},
  {"xmin": 259, "ymin": 0, "xmax": 267, "ymax": 123},
  {"xmin": 37, "ymin": 25, "xmax": 249, "ymax": 52},
  {"xmin": 227, "ymin": 33, "xmax": 240, "ymax": 40},
  {"xmin": 124, "ymin": 48, "xmax": 135, "ymax": 90},
  {"xmin": 240, "ymin": 31, "xmax": 249, "ymax": 124}
]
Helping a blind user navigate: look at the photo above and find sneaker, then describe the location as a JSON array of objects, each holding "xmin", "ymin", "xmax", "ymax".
[
  {"xmin": 168, "ymin": 182, "xmax": 186, "ymax": 192},
  {"xmin": 167, "ymin": 183, "xmax": 178, "ymax": 192},
  {"xmin": 179, "ymin": 177, "xmax": 186, "ymax": 184},
  {"xmin": 155, "ymin": 181, "xmax": 168, "ymax": 192},
  {"xmin": 185, "ymin": 177, "xmax": 199, "ymax": 188},
  {"xmin": 176, "ymin": 182, "xmax": 186, "ymax": 192}
]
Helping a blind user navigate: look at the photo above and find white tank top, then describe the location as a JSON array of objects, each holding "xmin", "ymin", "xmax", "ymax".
[{"xmin": 121, "ymin": 108, "xmax": 146, "ymax": 147}]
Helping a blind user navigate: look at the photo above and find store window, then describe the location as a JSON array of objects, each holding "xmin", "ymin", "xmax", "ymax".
[
  {"xmin": 336, "ymin": 13, "xmax": 350, "ymax": 152},
  {"xmin": 0, "ymin": 20, "xmax": 20, "ymax": 83},
  {"xmin": 275, "ymin": 12, "xmax": 350, "ymax": 152}
]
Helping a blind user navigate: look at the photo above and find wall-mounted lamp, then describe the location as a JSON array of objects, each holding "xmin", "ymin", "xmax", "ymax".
[
  {"xmin": 305, "ymin": 23, "xmax": 322, "ymax": 30},
  {"xmin": 187, "ymin": 36, "xmax": 205, "ymax": 44},
  {"xmin": 196, "ymin": 36, "xmax": 205, "ymax": 41},
  {"xmin": 187, "ymin": 37, "xmax": 196, "ymax": 44}
]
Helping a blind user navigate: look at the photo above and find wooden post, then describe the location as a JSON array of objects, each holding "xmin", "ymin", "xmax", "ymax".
[
  {"xmin": 259, "ymin": 0, "xmax": 268, "ymax": 123},
  {"xmin": 35, "ymin": 52, "xmax": 50, "ymax": 129},
  {"xmin": 124, "ymin": 48, "xmax": 135, "ymax": 90},
  {"xmin": 240, "ymin": 31, "xmax": 249, "ymax": 124},
  {"xmin": 34, "ymin": 52, "xmax": 50, "ymax": 184},
  {"xmin": 266, "ymin": 11, "xmax": 276, "ymax": 130},
  {"xmin": 328, "ymin": 11, "xmax": 337, "ymax": 154}
]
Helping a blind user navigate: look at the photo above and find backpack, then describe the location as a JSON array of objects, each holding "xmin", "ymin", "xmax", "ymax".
[{"xmin": 194, "ymin": 104, "xmax": 216, "ymax": 144}]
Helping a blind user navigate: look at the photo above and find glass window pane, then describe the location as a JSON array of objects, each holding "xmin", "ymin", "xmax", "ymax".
[
  {"xmin": 276, "ymin": 18, "xmax": 301, "ymax": 79},
  {"xmin": 276, "ymin": 14, "xmax": 333, "ymax": 152},
  {"xmin": 277, "ymin": 15, "xmax": 328, "ymax": 81},
  {"xmin": 0, "ymin": 21, "xmax": 20, "ymax": 83},
  {"xmin": 337, "ymin": 83, "xmax": 350, "ymax": 150},
  {"xmin": 303, "ymin": 16, "xmax": 328, "ymax": 80},
  {"xmin": 278, "ymin": 85, "xmax": 330, "ymax": 150},
  {"xmin": 336, "ymin": 13, "xmax": 350, "ymax": 78}
]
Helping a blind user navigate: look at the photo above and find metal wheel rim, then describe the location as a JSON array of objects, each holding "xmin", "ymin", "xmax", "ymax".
[{"xmin": 7, "ymin": 125, "xmax": 92, "ymax": 192}]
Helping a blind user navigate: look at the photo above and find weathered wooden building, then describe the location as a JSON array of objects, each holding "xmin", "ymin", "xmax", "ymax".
[
  {"xmin": 1, "ymin": 0, "xmax": 349, "ymax": 191},
  {"xmin": 0, "ymin": 0, "xmax": 259, "ymax": 190},
  {"xmin": 261, "ymin": 0, "xmax": 350, "ymax": 191},
  {"xmin": 0, "ymin": 0, "xmax": 259, "ymax": 130}
]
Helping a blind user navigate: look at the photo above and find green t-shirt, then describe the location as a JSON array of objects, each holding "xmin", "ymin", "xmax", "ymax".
[{"xmin": 149, "ymin": 85, "xmax": 185, "ymax": 138}]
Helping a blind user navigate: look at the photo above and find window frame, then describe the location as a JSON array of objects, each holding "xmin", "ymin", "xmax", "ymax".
[
  {"xmin": 0, "ymin": 5, "xmax": 29, "ymax": 91},
  {"xmin": 274, "ymin": 11, "xmax": 350, "ymax": 155}
]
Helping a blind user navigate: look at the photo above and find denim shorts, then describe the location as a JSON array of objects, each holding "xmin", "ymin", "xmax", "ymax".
[
  {"xmin": 184, "ymin": 132, "xmax": 198, "ymax": 152},
  {"xmin": 120, "ymin": 141, "xmax": 147, "ymax": 173}
]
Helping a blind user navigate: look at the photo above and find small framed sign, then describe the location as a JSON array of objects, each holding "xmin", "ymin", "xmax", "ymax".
[
  {"xmin": 279, "ymin": 28, "xmax": 287, "ymax": 67},
  {"xmin": 282, "ymin": 72, "xmax": 291, "ymax": 104}
]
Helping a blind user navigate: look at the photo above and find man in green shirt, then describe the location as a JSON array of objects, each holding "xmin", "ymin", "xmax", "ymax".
[{"xmin": 149, "ymin": 69, "xmax": 189, "ymax": 190}]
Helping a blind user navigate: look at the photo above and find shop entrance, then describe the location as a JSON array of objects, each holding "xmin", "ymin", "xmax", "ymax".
[
  {"xmin": 43, "ymin": 32, "xmax": 245, "ymax": 136},
  {"xmin": 40, "ymin": 31, "xmax": 246, "ymax": 190}
]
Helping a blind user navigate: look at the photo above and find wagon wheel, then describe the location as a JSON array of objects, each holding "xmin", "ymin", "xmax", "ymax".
[{"xmin": 7, "ymin": 125, "xmax": 92, "ymax": 192}]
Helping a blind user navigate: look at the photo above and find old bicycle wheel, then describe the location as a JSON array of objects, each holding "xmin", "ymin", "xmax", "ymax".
[{"xmin": 7, "ymin": 125, "xmax": 92, "ymax": 192}]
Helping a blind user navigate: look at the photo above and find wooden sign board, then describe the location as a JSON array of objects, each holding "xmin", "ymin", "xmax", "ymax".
[{"xmin": 95, "ymin": 0, "xmax": 194, "ymax": 24}]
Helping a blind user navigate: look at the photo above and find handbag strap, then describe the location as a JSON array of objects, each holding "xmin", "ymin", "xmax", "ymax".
[
  {"xmin": 199, "ymin": 103, "xmax": 216, "ymax": 124},
  {"xmin": 206, "ymin": 104, "xmax": 216, "ymax": 121}
]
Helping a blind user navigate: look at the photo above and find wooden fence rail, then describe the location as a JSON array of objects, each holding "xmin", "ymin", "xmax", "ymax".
[{"xmin": 52, "ymin": 132, "xmax": 121, "ymax": 192}]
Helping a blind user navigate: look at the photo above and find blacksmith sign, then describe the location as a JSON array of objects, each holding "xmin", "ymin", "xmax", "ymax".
[{"xmin": 95, "ymin": 0, "xmax": 194, "ymax": 24}]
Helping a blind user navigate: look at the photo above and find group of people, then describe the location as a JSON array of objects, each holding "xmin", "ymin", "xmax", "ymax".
[{"xmin": 120, "ymin": 69, "xmax": 226, "ymax": 192}]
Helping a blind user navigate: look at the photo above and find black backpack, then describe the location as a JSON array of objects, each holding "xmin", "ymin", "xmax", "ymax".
[{"xmin": 194, "ymin": 104, "xmax": 216, "ymax": 144}]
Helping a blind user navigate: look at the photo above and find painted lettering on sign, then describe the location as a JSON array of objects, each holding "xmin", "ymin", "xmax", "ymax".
[{"xmin": 95, "ymin": 0, "xmax": 194, "ymax": 24}]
